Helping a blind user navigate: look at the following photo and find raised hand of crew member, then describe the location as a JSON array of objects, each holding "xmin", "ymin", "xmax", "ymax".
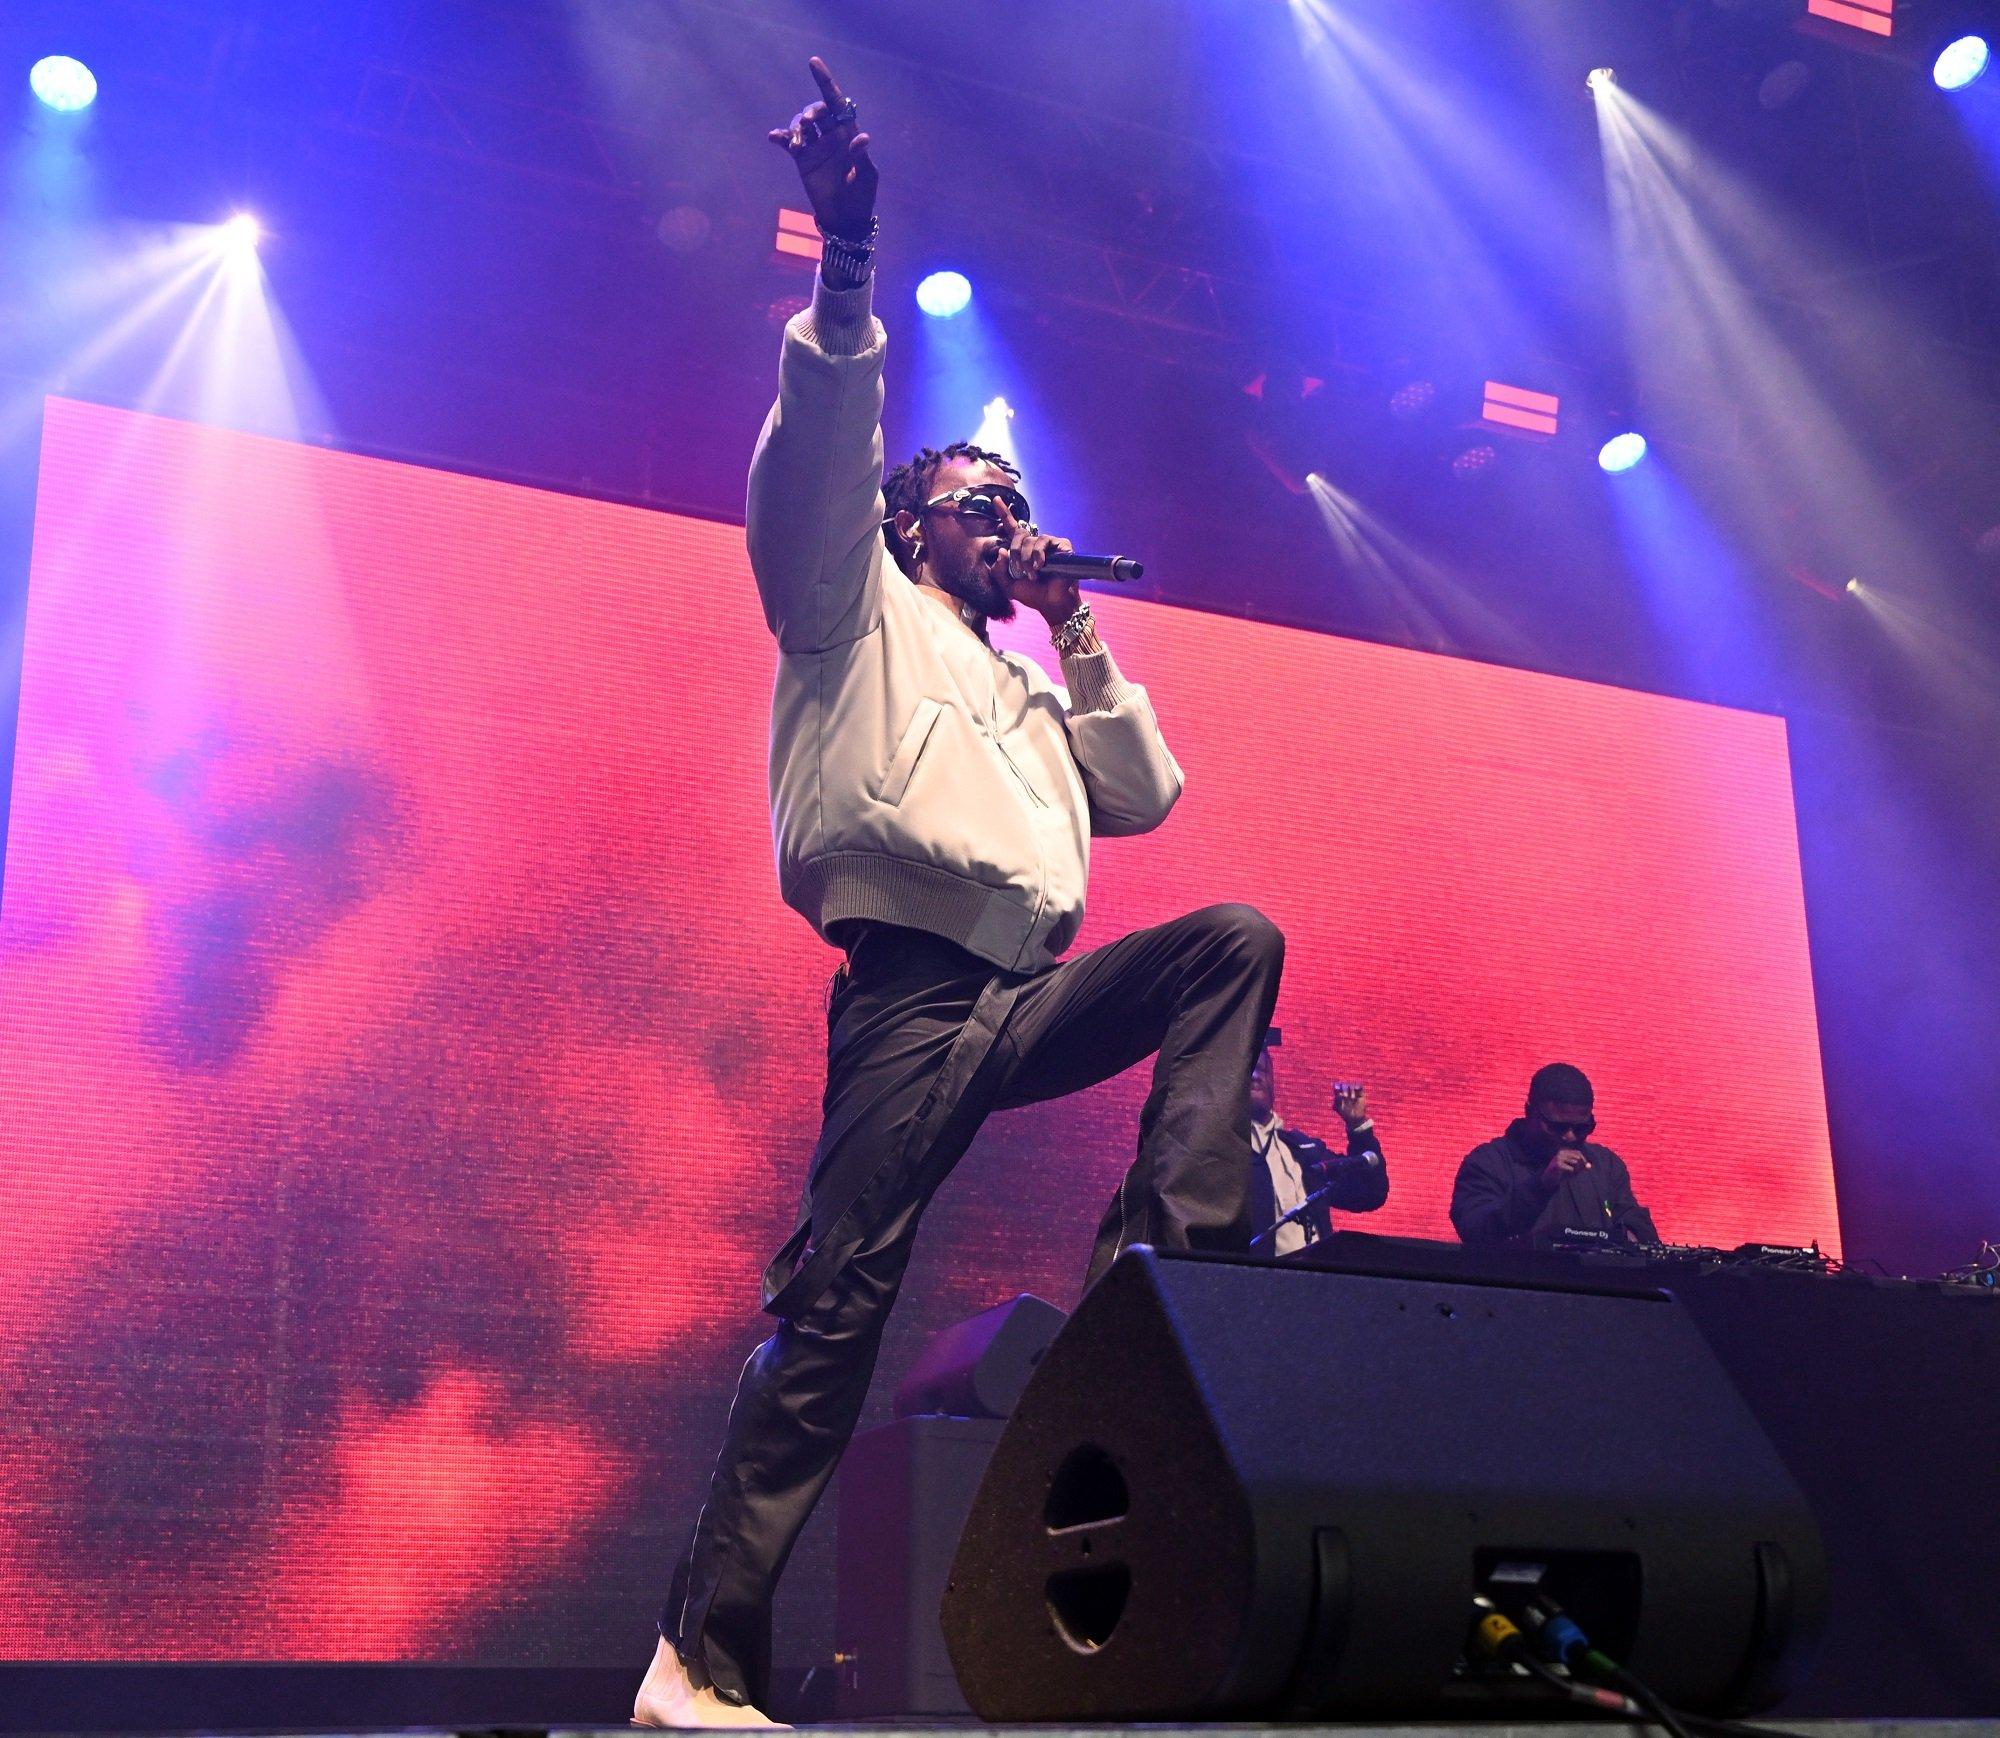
[
  {"xmin": 1541, "ymin": 1147, "xmax": 1589, "ymax": 1189},
  {"xmin": 990, "ymin": 495, "xmax": 1080, "ymax": 625},
  {"xmin": 766, "ymin": 56, "xmax": 876, "ymax": 241},
  {"xmin": 1333, "ymin": 1082, "xmax": 1370, "ymax": 1128}
]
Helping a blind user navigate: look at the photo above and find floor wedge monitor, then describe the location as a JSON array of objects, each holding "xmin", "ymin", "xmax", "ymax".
[{"xmin": 941, "ymin": 1247, "xmax": 1825, "ymax": 1720}]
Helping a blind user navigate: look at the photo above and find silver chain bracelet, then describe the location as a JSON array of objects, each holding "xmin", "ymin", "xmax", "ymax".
[
  {"xmin": 1051, "ymin": 600, "xmax": 1095, "ymax": 656},
  {"xmin": 817, "ymin": 214, "xmax": 878, "ymax": 288}
]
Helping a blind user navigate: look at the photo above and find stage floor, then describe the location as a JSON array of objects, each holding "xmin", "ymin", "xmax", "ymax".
[{"xmin": 157, "ymin": 1723, "xmax": 2000, "ymax": 1738}]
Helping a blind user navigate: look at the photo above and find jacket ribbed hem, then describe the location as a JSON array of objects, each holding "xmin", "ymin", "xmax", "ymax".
[
  {"xmin": 796, "ymin": 275, "xmax": 879, "ymax": 358},
  {"xmin": 1060, "ymin": 647, "xmax": 1140, "ymax": 714},
  {"xmin": 787, "ymin": 851, "xmax": 1045, "ymax": 973}
]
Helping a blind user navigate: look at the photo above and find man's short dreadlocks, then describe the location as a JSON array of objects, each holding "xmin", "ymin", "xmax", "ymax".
[{"xmin": 881, "ymin": 441, "xmax": 1020, "ymax": 576}]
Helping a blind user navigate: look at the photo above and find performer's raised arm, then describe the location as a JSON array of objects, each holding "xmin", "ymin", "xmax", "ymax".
[{"xmin": 744, "ymin": 57, "xmax": 886, "ymax": 653}]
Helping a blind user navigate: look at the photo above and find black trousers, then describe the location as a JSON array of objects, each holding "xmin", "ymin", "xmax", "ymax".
[{"xmin": 659, "ymin": 901, "xmax": 1284, "ymax": 1705}]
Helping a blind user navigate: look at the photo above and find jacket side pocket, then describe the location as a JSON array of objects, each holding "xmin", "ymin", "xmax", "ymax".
[{"xmin": 878, "ymin": 697, "xmax": 943, "ymax": 806}]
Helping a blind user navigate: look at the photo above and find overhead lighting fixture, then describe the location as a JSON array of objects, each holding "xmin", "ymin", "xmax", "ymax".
[
  {"xmin": 1388, "ymin": 380, "xmax": 1436, "ymax": 419},
  {"xmin": 916, "ymin": 270, "xmax": 973, "ymax": 319},
  {"xmin": 1806, "ymin": 0, "xmax": 1893, "ymax": 38},
  {"xmin": 1482, "ymin": 381, "xmax": 1559, "ymax": 437},
  {"xmin": 1598, "ymin": 432, "xmax": 1649, "ymax": 473},
  {"xmin": 656, "ymin": 205, "xmax": 713, "ymax": 254},
  {"xmin": 29, "ymin": 53, "xmax": 97, "ymax": 112},
  {"xmin": 1451, "ymin": 443, "xmax": 1498, "ymax": 480},
  {"xmin": 1586, "ymin": 66, "xmax": 1617, "ymax": 91},
  {"xmin": 1933, "ymin": 33, "xmax": 1991, "ymax": 88},
  {"xmin": 774, "ymin": 207, "xmax": 822, "ymax": 264}
]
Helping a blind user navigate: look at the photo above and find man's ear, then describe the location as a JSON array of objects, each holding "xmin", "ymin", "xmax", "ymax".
[{"xmin": 891, "ymin": 507, "xmax": 923, "ymax": 575}]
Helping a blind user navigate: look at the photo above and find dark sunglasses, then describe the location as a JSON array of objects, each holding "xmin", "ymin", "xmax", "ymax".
[
  {"xmin": 1535, "ymin": 1111, "xmax": 1596, "ymax": 1141},
  {"xmin": 920, "ymin": 484, "xmax": 1033, "ymax": 526}
]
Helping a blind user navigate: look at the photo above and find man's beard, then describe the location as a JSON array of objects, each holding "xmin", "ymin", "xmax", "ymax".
[{"xmin": 936, "ymin": 549, "xmax": 1016, "ymax": 622}]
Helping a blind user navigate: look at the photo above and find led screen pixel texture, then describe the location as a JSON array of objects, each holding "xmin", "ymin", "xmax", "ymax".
[{"xmin": 0, "ymin": 397, "xmax": 1836, "ymax": 1661}]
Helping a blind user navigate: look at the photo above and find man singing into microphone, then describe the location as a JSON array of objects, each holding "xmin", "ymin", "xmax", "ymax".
[
  {"xmin": 634, "ymin": 58, "xmax": 1285, "ymax": 1727},
  {"xmin": 1449, "ymin": 1062, "xmax": 1659, "ymax": 1250}
]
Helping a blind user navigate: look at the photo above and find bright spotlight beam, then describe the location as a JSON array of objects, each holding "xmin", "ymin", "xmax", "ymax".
[
  {"xmin": 29, "ymin": 54, "xmax": 98, "ymax": 113},
  {"xmin": 1934, "ymin": 35, "xmax": 1991, "ymax": 91},
  {"xmin": 916, "ymin": 270, "xmax": 972, "ymax": 319},
  {"xmin": 1304, "ymin": 472, "xmax": 1533, "ymax": 655},
  {"xmin": 973, "ymin": 393, "xmax": 1016, "ymax": 461},
  {"xmin": 1593, "ymin": 84, "xmax": 1949, "ymax": 610},
  {"xmin": 1598, "ymin": 431, "xmax": 1648, "ymax": 473}
]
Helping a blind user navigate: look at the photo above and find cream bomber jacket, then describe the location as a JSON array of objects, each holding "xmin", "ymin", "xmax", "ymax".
[{"xmin": 745, "ymin": 274, "xmax": 1185, "ymax": 973}]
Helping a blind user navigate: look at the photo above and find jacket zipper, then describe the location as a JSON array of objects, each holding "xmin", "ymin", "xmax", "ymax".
[{"xmin": 996, "ymin": 741, "xmax": 1049, "ymax": 809}]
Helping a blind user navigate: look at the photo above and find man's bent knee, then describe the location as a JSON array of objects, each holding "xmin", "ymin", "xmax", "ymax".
[{"xmin": 1199, "ymin": 901, "xmax": 1285, "ymax": 975}]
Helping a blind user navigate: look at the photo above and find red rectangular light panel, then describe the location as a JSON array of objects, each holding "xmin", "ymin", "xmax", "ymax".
[
  {"xmin": 1807, "ymin": 0, "xmax": 1894, "ymax": 36},
  {"xmin": 774, "ymin": 206, "xmax": 823, "ymax": 262},
  {"xmin": 1482, "ymin": 379, "xmax": 1560, "ymax": 436}
]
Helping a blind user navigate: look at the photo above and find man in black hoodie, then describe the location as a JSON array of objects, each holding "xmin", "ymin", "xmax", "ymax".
[{"xmin": 1450, "ymin": 1063, "xmax": 1658, "ymax": 1249}]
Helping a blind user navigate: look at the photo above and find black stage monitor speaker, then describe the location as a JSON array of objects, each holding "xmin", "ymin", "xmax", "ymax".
[
  {"xmin": 893, "ymin": 1293, "xmax": 1067, "ymax": 1421},
  {"xmin": 941, "ymin": 1248, "xmax": 1825, "ymax": 1722},
  {"xmin": 836, "ymin": 1415, "xmax": 1006, "ymax": 1718}
]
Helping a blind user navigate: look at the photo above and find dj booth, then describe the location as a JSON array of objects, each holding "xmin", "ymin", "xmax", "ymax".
[{"xmin": 1288, "ymin": 1232, "xmax": 2000, "ymax": 1716}]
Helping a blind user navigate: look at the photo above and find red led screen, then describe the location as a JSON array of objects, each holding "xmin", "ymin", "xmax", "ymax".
[{"xmin": 0, "ymin": 397, "xmax": 1836, "ymax": 1662}]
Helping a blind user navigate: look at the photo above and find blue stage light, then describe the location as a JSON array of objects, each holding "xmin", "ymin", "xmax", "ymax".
[
  {"xmin": 29, "ymin": 54, "xmax": 97, "ymax": 113},
  {"xmin": 1598, "ymin": 432, "xmax": 1648, "ymax": 473},
  {"xmin": 916, "ymin": 271, "xmax": 972, "ymax": 318},
  {"xmin": 1934, "ymin": 35, "xmax": 1991, "ymax": 91}
]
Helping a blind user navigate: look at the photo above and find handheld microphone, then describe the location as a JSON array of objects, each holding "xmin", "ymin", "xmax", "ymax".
[{"xmin": 1043, "ymin": 551, "xmax": 1143, "ymax": 582}]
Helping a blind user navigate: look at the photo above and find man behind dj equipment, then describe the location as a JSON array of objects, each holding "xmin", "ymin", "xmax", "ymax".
[
  {"xmin": 1449, "ymin": 1062, "xmax": 1659, "ymax": 1249},
  {"xmin": 1244, "ymin": 1032, "xmax": 1387, "ymax": 1254}
]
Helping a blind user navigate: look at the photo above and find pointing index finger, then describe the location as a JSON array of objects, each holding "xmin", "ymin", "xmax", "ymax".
[{"xmin": 808, "ymin": 56, "xmax": 846, "ymax": 107}]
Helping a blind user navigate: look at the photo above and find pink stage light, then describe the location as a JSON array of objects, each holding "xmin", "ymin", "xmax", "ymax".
[
  {"xmin": 774, "ymin": 207, "xmax": 822, "ymax": 264},
  {"xmin": 1482, "ymin": 380, "xmax": 1560, "ymax": 437},
  {"xmin": 1807, "ymin": 0, "xmax": 1894, "ymax": 38}
]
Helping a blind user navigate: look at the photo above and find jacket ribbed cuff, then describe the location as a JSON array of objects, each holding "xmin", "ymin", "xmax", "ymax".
[
  {"xmin": 798, "ymin": 275, "xmax": 878, "ymax": 358},
  {"xmin": 1060, "ymin": 646, "xmax": 1141, "ymax": 714}
]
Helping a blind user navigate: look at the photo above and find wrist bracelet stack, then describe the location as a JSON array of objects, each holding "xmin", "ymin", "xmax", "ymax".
[
  {"xmin": 1051, "ymin": 600, "xmax": 1095, "ymax": 656},
  {"xmin": 817, "ymin": 214, "xmax": 878, "ymax": 289}
]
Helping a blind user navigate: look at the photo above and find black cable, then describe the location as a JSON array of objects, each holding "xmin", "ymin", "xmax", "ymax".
[
  {"xmin": 1501, "ymin": 1590, "xmax": 1816, "ymax": 1738},
  {"xmin": 1506, "ymin": 1591, "xmax": 1699, "ymax": 1738},
  {"xmin": 1681, "ymin": 1712, "xmax": 1818, "ymax": 1738},
  {"xmin": 1582, "ymin": 1650, "xmax": 1699, "ymax": 1738},
  {"xmin": 1469, "ymin": 1604, "xmax": 1645, "ymax": 1722},
  {"xmin": 1515, "ymin": 1647, "xmax": 1644, "ymax": 1716}
]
